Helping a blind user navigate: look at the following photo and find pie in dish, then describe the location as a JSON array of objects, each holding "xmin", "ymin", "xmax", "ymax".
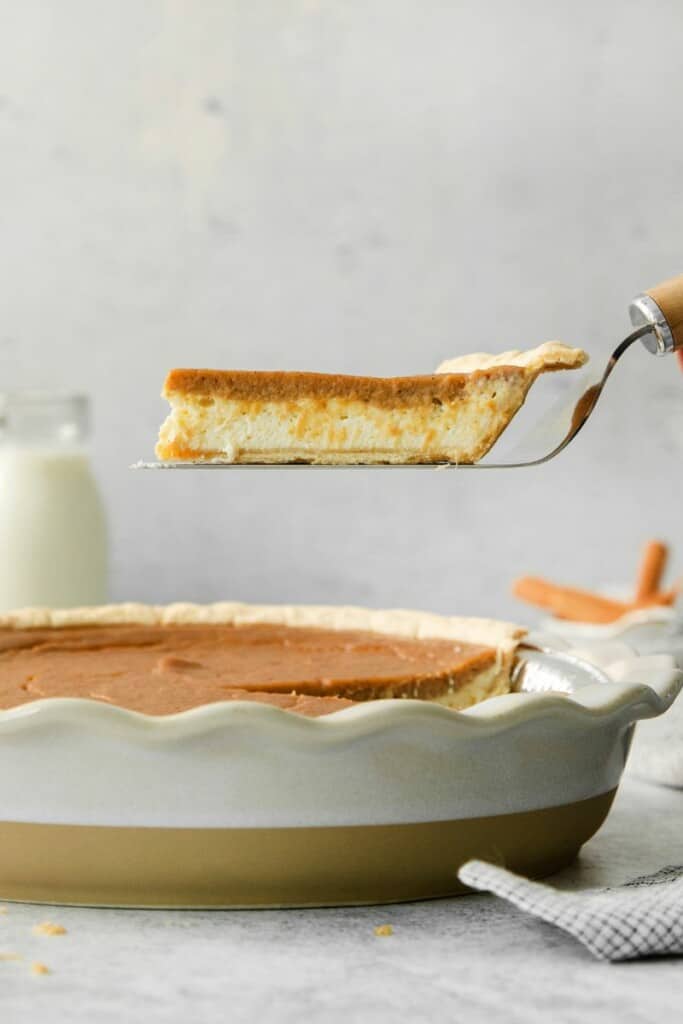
[
  {"xmin": 0, "ymin": 603, "xmax": 525, "ymax": 717},
  {"xmin": 155, "ymin": 342, "xmax": 587, "ymax": 465}
]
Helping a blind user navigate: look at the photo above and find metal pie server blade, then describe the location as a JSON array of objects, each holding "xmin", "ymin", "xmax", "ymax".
[{"xmin": 512, "ymin": 644, "xmax": 612, "ymax": 695}]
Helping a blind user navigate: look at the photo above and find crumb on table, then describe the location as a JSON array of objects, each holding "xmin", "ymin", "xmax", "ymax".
[
  {"xmin": 373, "ymin": 924, "xmax": 394, "ymax": 937},
  {"xmin": 32, "ymin": 922, "xmax": 67, "ymax": 937},
  {"xmin": 31, "ymin": 961, "xmax": 50, "ymax": 976}
]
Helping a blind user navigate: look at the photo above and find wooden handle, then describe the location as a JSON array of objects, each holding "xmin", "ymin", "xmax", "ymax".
[{"xmin": 646, "ymin": 274, "xmax": 683, "ymax": 350}]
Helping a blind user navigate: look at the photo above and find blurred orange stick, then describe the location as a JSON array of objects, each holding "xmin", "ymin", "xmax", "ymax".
[
  {"xmin": 634, "ymin": 540, "xmax": 669, "ymax": 603},
  {"xmin": 512, "ymin": 577, "xmax": 630, "ymax": 623},
  {"xmin": 514, "ymin": 575, "xmax": 677, "ymax": 624}
]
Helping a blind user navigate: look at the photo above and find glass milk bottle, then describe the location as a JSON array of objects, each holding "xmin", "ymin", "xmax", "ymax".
[{"xmin": 0, "ymin": 393, "xmax": 108, "ymax": 611}]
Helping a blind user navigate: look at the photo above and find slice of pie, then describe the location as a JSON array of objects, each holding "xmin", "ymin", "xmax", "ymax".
[
  {"xmin": 155, "ymin": 342, "xmax": 587, "ymax": 465},
  {"xmin": 0, "ymin": 603, "xmax": 525, "ymax": 717}
]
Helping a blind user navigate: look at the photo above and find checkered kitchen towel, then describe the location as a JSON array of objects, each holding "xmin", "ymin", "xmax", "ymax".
[{"xmin": 458, "ymin": 861, "xmax": 683, "ymax": 961}]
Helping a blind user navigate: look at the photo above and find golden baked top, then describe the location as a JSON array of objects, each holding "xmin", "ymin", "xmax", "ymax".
[
  {"xmin": 163, "ymin": 342, "xmax": 587, "ymax": 405},
  {"xmin": 164, "ymin": 366, "xmax": 511, "ymax": 405}
]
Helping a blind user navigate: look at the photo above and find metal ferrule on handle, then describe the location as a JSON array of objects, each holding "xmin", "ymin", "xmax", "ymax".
[{"xmin": 629, "ymin": 274, "xmax": 683, "ymax": 354}]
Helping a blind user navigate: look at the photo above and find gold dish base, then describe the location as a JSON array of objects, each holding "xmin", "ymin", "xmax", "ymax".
[{"xmin": 0, "ymin": 790, "xmax": 615, "ymax": 908}]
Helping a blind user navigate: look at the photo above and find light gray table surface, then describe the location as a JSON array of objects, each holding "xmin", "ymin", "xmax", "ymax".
[{"xmin": 2, "ymin": 775, "xmax": 682, "ymax": 1024}]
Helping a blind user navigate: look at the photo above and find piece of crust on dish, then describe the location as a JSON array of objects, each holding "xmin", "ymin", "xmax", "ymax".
[
  {"xmin": 155, "ymin": 342, "xmax": 588, "ymax": 465},
  {"xmin": 0, "ymin": 603, "xmax": 525, "ymax": 717}
]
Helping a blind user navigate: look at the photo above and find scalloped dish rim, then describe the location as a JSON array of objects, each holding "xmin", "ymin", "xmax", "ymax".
[{"xmin": 0, "ymin": 651, "xmax": 679, "ymax": 741}]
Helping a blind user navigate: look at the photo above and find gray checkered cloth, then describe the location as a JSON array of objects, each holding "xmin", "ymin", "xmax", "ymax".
[{"xmin": 458, "ymin": 861, "xmax": 683, "ymax": 961}]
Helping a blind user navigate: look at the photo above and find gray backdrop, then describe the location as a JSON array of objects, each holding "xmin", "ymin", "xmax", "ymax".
[{"xmin": 1, "ymin": 0, "xmax": 681, "ymax": 622}]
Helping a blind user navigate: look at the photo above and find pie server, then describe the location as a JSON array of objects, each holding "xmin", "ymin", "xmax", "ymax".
[
  {"xmin": 512, "ymin": 643, "xmax": 611, "ymax": 695},
  {"xmin": 133, "ymin": 272, "xmax": 683, "ymax": 470}
]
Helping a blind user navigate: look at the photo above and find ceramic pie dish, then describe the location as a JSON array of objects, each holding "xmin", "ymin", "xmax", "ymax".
[
  {"xmin": 533, "ymin": 598, "xmax": 683, "ymax": 791},
  {"xmin": 0, "ymin": 602, "xmax": 679, "ymax": 908},
  {"xmin": 537, "ymin": 601, "xmax": 683, "ymax": 663}
]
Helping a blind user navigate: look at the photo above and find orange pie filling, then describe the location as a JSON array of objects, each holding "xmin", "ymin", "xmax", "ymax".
[{"xmin": 0, "ymin": 621, "xmax": 510, "ymax": 718}]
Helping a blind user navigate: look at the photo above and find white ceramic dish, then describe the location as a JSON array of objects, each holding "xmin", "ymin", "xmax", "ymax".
[
  {"xmin": 538, "ymin": 597, "xmax": 683, "ymax": 664},
  {"xmin": 535, "ymin": 597, "xmax": 683, "ymax": 791},
  {"xmin": 0, "ymin": 633, "xmax": 679, "ymax": 908}
]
